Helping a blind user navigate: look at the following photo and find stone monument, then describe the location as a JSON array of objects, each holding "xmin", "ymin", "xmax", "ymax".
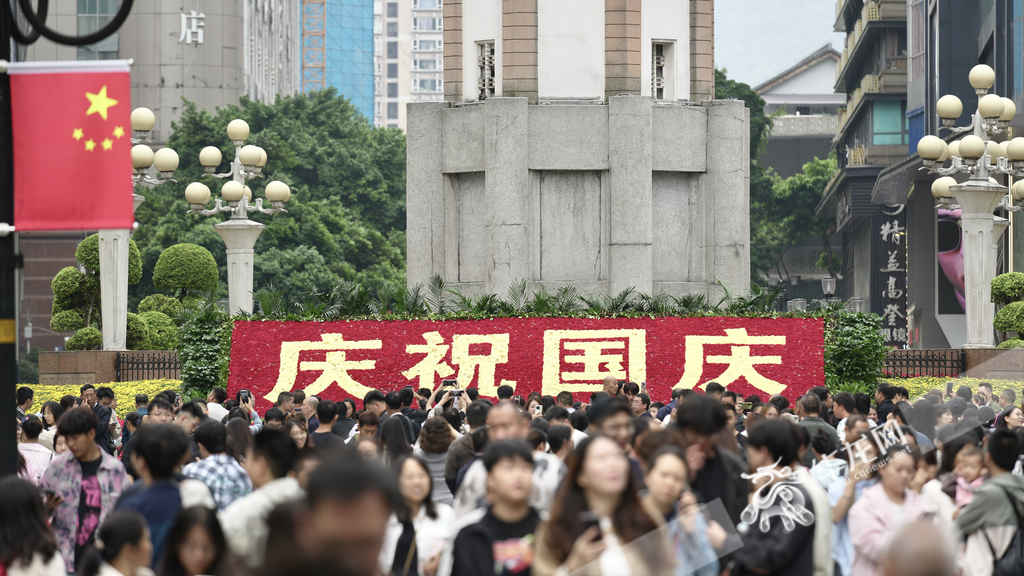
[{"xmin": 406, "ymin": 0, "xmax": 748, "ymax": 299}]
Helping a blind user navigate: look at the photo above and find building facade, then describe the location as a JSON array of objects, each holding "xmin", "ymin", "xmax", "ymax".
[
  {"xmin": 406, "ymin": 0, "xmax": 749, "ymax": 301},
  {"xmin": 302, "ymin": 0, "xmax": 375, "ymax": 120},
  {"xmin": 372, "ymin": 0, "xmax": 444, "ymax": 129},
  {"xmin": 18, "ymin": 0, "xmax": 301, "ymax": 353},
  {"xmin": 815, "ymin": 0, "xmax": 908, "ymax": 347}
]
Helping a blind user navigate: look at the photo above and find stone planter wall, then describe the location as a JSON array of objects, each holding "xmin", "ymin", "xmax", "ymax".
[
  {"xmin": 38, "ymin": 351, "xmax": 118, "ymax": 385},
  {"xmin": 964, "ymin": 348, "xmax": 1024, "ymax": 380}
]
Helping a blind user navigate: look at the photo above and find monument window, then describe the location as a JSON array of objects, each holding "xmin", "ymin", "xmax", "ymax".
[
  {"xmin": 651, "ymin": 42, "xmax": 671, "ymax": 100},
  {"xmin": 477, "ymin": 41, "xmax": 495, "ymax": 101}
]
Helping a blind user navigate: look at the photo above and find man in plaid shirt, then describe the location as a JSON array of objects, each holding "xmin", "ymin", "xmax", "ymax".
[{"xmin": 184, "ymin": 419, "xmax": 252, "ymax": 510}]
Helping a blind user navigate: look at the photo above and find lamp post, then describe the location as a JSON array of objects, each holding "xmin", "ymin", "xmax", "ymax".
[
  {"xmin": 918, "ymin": 64, "xmax": 1020, "ymax": 348},
  {"xmin": 185, "ymin": 119, "xmax": 290, "ymax": 315},
  {"xmin": 98, "ymin": 107, "xmax": 178, "ymax": 350},
  {"xmin": 821, "ymin": 276, "xmax": 841, "ymax": 306}
]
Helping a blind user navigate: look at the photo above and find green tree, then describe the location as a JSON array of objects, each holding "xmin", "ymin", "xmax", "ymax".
[
  {"xmin": 129, "ymin": 90, "xmax": 407, "ymax": 310},
  {"xmin": 767, "ymin": 154, "xmax": 840, "ymax": 280},
  {"xmin": 153, "ymin": 244, "xmax": 219, "ymax": 299}
]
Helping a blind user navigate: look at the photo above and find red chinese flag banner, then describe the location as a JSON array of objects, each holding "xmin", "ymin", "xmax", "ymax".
[
  {"xmin": 229, "ymin": 317, "xmax": 825, "ymax": 412},
  {"xmin": 9, "ymin": 60, "xmax": 134, "ymax": 231}
]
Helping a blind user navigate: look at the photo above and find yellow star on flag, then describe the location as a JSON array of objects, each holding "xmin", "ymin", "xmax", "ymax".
[
  {"xmin": 112, "ymin": 126, "xmax": 125, "ymax": 139},
  {"xmin": 72, "ymin": 128, "xmax": 84, "ymax": 141},
  {"xmin": 84, "ymin": 139, "xmax": 96, "ymax": 152},
  {"xmin": 85, "ymin": 86, "xmax": 118, "ymax": 121},
  {"xmin": 101, "ymin": 139, "xmax": 113, "ymax": 151}
]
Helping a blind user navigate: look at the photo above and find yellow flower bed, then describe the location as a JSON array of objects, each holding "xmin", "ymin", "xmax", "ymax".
[
  {"xmin": 884, "ymin": 376, "xmax": 1024, "ymax": 403},
  {"xmin": 20, "ymin": 379, "xmax": 182, "ymax": 419}
]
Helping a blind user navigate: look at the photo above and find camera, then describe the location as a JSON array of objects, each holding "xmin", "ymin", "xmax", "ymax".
[
  {"xmin": 451, "ymin": 389, "xmax": 464, "ymax": 397},
  {"xmin": 441, "ymin": 379, "xmax": 458, "ymax": 388},
  {"xmin": 239, "ymin": 389, "xmax": 251, "ymax": 404}
]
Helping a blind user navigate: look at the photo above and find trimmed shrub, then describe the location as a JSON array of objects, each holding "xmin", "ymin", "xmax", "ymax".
[
  {"xmin": 998, "ymin": 338, "xmax": 1024, "ymax": 349},
  {"xmin": 50, "ymin": 310, "xmax": 84, "ymax": 332},
  {"xmin": 139, "ymin": 311, "xmax": 178, "ymax": 350},
  {"xmin": 138, "ymin": 294, "xmax": 183, "ymax": 318},
  {"xmin": 66, "ymin": 327, "xmax": 102, "ymax": 350},
  {"xmin": 992, "ymin": 272, "xmax": 1024, "ymax": 305},
  {"xmin": 126, "ymin": 313, "xmax": 150, "ymax": 350},
  {"xmin": 74, "ymin": 233, "xmax": 143, "ymax": 284},
  {"xmin": 51, "ymin": 267, "xmax": 85, "ymax": 299},
  {"xmin": 995, "ymin": 301, "xmax": 1024, "ymax": 333},
  {"xmin": 153, "ymin": 244, "xmax": 218, "ymax": 299}
]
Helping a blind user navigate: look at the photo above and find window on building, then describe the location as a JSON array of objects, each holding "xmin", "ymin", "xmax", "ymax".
[
  {"xmin": 477, "ymin": 41, "xmax": 495, "ymax": 100},
  {"xmin": 414, "ymin": 0, "xmax": 441, "ymax": 9},
  {"xmin": 388, "ymin": 82, "xmax": 398, "ymax": 97},
  {"xmin": 375, "ymin": 39, "xmax": 382, "ymax": 55},
  {"xmin": 374, "ymin": 1, "xmax": 382, "ymax": 15},
  {"xmin": 375, "ymin": 62, "xmax": 382, "ymax": 75},
  {"xmin": 374, "ymin": 20, "xmax": 382, "ymax": 34},
  {"xmin": 413, "ymin": 17, "xmax": 442, "ymax": 31},
  {"xmin": 388, "ymin": 63, "xmax": 398, "ymax": 78},
  {"xmin": 414, "ymin": 58, "xmax": 440, "ymax": 71},
  {"xmin": 651, "ymin": 43, "xmax": 666, "ymax": 100},
  {"xmin": 413, "ymin": 39, "xmax": 441, "ymax": 51},
  {"xmin": 78, "ymin": 0, "xmax": 119, "ymax": 60},
  {"xmin": 872, "ymin": 100, "xmax": 908, "ymax": 145},
  {"xmin": 387, "ymin": 2, "xmax": 398, "ymax": 17},
  {"xmin": 388, "ymin": 102, "xmax": 399, "ymax": 119},
  {"xmin": 413, "ymin": 78, "xmax": 441, "ymax": 93},
  {"xmin": 387, "ymin": 22, "xmax": 398, "ymax": 36},
  {"xmin": 388, "ymin": 124, "xmax": 399, "ymax": 128},
  {"xmin": 376, "ymin": 100, "xmax": 382, "ymax": 117},
  {"xmin": 388, "ymin": 42, "xmax": 398, "ymax": 59},
  {"xmin": 375, "ymin": 79, "xmax": 382, "ymax": 94},
  {"xmin": 795, "ymin": 106, "xmax": 811, "ymax": 115}
]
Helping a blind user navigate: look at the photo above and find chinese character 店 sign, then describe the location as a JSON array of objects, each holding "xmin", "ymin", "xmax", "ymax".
[{"xmin": 228, "ymin": 317, "xmax": 824, "ymax": 410}]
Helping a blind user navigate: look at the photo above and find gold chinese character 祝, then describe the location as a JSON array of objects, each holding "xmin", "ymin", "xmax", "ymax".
[
  {"xmin": 541, "ymin": 330, "xmax": 646, "ymax": 395},
  {"xmin": 266, "ymin": 334, "xmax": 383, "ymax": 401},
  {"xmin": 403, "ymin": 332, "xmax": 515, "ymax": 397},
  {"xmin": 676, "ymin": 328, "xmax": 786, "ymax": 395}
]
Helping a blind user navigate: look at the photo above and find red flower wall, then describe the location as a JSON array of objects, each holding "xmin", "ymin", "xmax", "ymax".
[{"xmin": 228, "ymin": 317, "xmax": 824, "ymax": 412}]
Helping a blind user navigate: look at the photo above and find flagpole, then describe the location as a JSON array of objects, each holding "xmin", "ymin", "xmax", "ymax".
[
  {"xmin": 0, "ymin": 0, "xmax": 134, "ymax": 477},
  {"xmin": 0, "ymin": 0, "xmax": 21, "ymax": 479}
]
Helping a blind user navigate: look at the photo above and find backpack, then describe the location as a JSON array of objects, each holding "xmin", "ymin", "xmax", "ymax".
[{"xmin": 984, "ymin": 484, "xmax": 1024, "ymax": 576}]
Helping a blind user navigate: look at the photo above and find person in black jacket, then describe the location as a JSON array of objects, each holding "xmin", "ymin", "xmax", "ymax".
[
  {"xmin": 875, "ymin": 382, "xmax": 898, "ymax": 424},
  {"xmin": 675, "ymin": 395, "xmax": 750, "ymax": 526},
  {"xmin": 80, "ymin": 384, "xmax": 113, "ymax": 454},
  {"xmin": 444, "ymin": 440, "xmax": 540, "ymax": 576},
  {"xmin": 732, "ymin": 419, "xmax": 816, "ymax": 576}
]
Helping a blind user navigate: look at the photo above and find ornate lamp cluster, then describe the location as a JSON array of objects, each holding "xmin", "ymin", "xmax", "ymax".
[
  {"xmin": 183, "ymin": 119, "xmax": 291, "ymax": 218},
  {"xmin": 129, "ymin": 107, "xmax": 179, "ymax": 185},
  {"xmin": 917, "ymin": 64, "xmax": 1024, "ymax": 211}
]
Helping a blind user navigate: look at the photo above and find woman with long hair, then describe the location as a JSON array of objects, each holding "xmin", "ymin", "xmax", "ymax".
[
  {"xmin": 378, "ymin": 455, "xmax": 456, "ymax": 576},
  {"xmin": 158, "ymin": 507, "xmax": 233, "ymax": 576},
  {"xmin": 284, "ymin": 419, "xmax": 314, "ymax": 451},
  {"xmin": 996, "ymin": 405, "xmax": 1024, "ymax": 430},
  {"xmin": 533, "ymin": 435, "xmax": 671, "ymax": 576},
  {"xmin": 911, "ymin": 400, "xmax": 937, "ymax": 441},
  {"xmin": 224, "ymin": 418, "xmax": 254, "ymax": 464},
  {"xmin": 76, "ymin": 510, "xmax": 153, "ymax": 576},
  {"xmin": 413, "ymin": 417, "xmax": 456, "ymax": 506},
  {"xmin": 0, "ymin": 477, "xmax": 63, "ymax": 576},
  {"xmin": 59, "ymin": 395, "xmax": 77, "ymax": 415},
  {"xmin": 38, "ymin": 401, "xmax": 64, "ymax": 451},
  {"xmin": 380, "ymin": 417, "xmax": 413, "ymax": 468}
]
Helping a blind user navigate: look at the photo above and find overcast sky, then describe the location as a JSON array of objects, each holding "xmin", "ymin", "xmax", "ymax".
[{"xmin": 716, "ymin": 0, "xmax": 846, "ymax": 87}]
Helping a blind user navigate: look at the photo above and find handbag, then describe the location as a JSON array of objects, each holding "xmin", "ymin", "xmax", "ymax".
[{"xmin": 983, "ymin": 484, "xmax": 1024, "ymax": 576}]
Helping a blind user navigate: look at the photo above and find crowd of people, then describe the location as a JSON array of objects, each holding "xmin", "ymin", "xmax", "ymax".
[{"xmin": 6, "ymin": 377, "xmax": 1024, "ymax": 576}]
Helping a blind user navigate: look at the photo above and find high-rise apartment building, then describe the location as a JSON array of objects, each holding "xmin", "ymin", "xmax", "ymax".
[
  {"xmin": 302, "ymin": 0, "xmax": 375, "ymax": 120},
  {"xmin": 372, "ymin": 0, "xmax": 444, "ymax": 130}
]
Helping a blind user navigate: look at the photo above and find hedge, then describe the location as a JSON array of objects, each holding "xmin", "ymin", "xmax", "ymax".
[{"xmin": 18, "ymin": 379, "xmax": 183, "ymax": 419}]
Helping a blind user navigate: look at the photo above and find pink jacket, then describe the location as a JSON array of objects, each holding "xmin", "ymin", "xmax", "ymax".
[{"xmin": 848, "ymin": 482, "xmax": 933, "ymax": 576}]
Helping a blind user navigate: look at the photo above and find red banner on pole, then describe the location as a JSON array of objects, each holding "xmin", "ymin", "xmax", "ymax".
[
  {"xmin": 9, "ymin": 61, "xmax": 134, "ymax": 231},
  {"xmin": 229, "ymin": 317, "xmax": 825, "ymax": 412}
]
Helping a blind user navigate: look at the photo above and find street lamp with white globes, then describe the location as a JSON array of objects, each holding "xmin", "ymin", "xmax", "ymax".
[
  {"xmin": 184, "ymin": 119, "xmax": 292, "ymax": 315},
  {"xmin": 96, "ymin": 108, "xmax": 180, "ymax": 350},
  {"xmin": 918, "ymin": 64, "xmax": 1020, "ymax": 348}
]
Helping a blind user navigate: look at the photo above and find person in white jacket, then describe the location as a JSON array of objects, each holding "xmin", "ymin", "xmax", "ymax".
[
  {"xmin": 378, "ymin": 455, "xmax": 457, "ymax": 576},
  {"xmin": 219, "ymin": 429, "xmax": 303, "ymax": 567}
]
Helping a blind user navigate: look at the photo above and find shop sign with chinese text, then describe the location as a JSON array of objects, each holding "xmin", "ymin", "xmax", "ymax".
[{"xmin": 228, "ymin": 317, "xmax": 824, "ymax": 410}]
